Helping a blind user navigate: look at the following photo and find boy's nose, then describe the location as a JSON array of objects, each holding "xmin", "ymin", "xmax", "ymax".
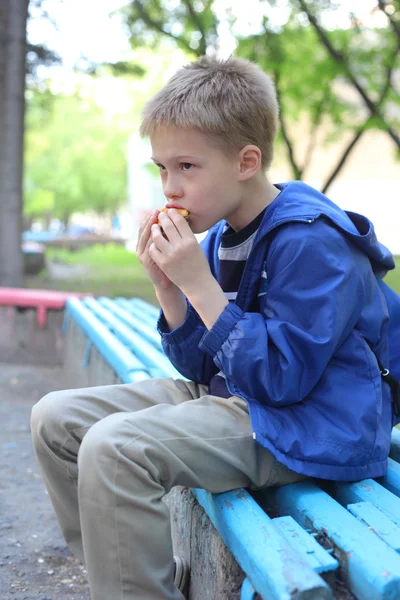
[{"xmin": 163, "ymin": 177, "xmax": 183, "ymax": 200}]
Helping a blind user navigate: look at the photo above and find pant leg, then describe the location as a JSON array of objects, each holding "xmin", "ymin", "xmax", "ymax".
[
  {"xmin": 31, "ymin": 378, "xmax": 304, "ymax": 600},
  {"xmin": 30, "ymin": 378, "xmax": 202, "ymax": 562},
  {"xmin": 76, "ymin": 391, "xmax": 304, "ymax": 600}
]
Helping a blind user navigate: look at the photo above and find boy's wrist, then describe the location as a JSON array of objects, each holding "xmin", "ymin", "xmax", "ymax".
[
  {"xmin": 185, "ymin": 277, "xmax": 229, "ymax": 330},
  {"xmin": 155, "ymin": 284, "xmax": 188, "ymax": 332},
  {"xmin": 155, "ymin": 283, "xmax": 183, "ymax": 302}
]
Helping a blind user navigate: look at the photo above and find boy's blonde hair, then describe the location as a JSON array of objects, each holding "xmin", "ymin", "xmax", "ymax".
[{"xmin": 140, "ymin": 55, "xmax": 279, "ymax": 171}]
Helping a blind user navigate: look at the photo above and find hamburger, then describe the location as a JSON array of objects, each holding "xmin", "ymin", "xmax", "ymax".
[{"xmin": 158, "ymin": 207, "xmax": 190, "ymax": 238}]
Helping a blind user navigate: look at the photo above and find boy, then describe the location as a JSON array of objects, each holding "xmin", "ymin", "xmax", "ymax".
[{"xmin": 31, "ymin": 55, "xmax": 396, "ymax": 600}]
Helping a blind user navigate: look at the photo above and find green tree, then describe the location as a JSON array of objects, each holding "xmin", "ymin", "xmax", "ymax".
[
  {"xmin": 122, "ymin": 0, "xmax": 219, "ymax": 55},
  {"xmin": 25, "ymin": 88, "xmax": 128, "ymax": 226},
  {"xmin": 120, "ymin": 0, "xmax": 399, "ymax": 190},
  {"xmin": 0, "ymin": 0, "xmax": 61, "ymax": 286},
  {"xmin": 237, "ymin": 6, "xmax": 399, "ymax": 190}
]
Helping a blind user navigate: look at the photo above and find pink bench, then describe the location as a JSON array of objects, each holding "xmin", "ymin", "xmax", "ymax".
[{"xmin": 0, "ymin": 287, "xmax": 91, "ymax": 328}]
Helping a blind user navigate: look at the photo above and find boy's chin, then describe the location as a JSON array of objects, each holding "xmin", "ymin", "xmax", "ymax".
[{"xmin": 191, "ymin": 223, "xmax": 208, "ymax": 235}]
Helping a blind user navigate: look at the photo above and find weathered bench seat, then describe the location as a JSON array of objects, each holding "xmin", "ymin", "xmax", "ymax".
[{"xmin": 63, "ymin": 295, "xmax": 400, "ymax": 600}]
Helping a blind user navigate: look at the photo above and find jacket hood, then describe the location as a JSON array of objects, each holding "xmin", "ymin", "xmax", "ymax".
[{"xmin": 260, "ymin": 181, "xmax": 395, "ymax": 278}]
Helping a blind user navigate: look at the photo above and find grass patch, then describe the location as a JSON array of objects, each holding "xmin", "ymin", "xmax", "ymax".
[
  {"xmin": 26, "ymin": 244, "xmax": 159, "ymax": 305},
  {"xmin": 47, "ymin": 244, "xmax": 140, "ymax": 268},
  {"xmin": 383, "ymin": 257, "xmax": 400, "ymax": 295}
]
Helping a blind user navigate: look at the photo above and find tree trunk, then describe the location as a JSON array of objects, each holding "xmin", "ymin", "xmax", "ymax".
[
  {"xmin": 0, "ymin": 0, "xmax": 28, "ymax": 287},
  {"xmin": 63, "ymin": 212, "xmax": 71, "ymax": 230}
]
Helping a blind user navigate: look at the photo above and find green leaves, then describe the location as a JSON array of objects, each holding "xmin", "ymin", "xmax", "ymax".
[
  {"xmin": 120, "ymin": 0, "xmax": 219, "ymax": 56},
  {"xmin": 118, "ymin": 0, "xmax": 399, "ymax": 188},
  {"xmin": 24, "ymin": 87, "xmax": 128, "ymax": 221}
]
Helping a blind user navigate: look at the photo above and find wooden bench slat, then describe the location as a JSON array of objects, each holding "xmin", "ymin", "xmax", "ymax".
[
  {"xmin": 97, "ymin": 299, "xmax": 185, "ymax": 380},
  {"xmin": 390, "ymin": 427, "xmax": 400, "ymax": 462},
  {"xmin": 119, "ymin": 297, "xmax": 160, "ymax": 325},
  {"xmin": 347, "ymin": 501, "xmax": 400, "ymax": 552},
  {"xmin": 193, "ymin": 488, "xmax": 332, "ymax": 600},
  {"xmin": 272, "ymin": 515, "xmax": 339, "ymax": 573},
  {"xmin": 257, "ymin": 481, "xmax": 400, "ymax": 600},
  {"xmin": 82, "ymin": 298, "xmax": 172, "ymax": 379},
  {"xmin": 128, "ymin": 297, "xmax": 160, "ymax": 319},
  {"xmin": 240, "ymin": 577, "xmax": 257, "ymax": 600},
  {"xmin": 331, "ymin": 478, "xmax": 400, "ymax": 528},
  {"xmin": 98, "ymin": 297, "xmax": 163, "ymax": 350},
  {"xmin": 378, "ymin": 457, "xmax": 400, "ymax": 499},
  {"xmin": 65, "ymin": 298, "xmax": 150, "ymax": 383}
]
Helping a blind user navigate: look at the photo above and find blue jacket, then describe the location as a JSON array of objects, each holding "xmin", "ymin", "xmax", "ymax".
[{"xmin": 157, "ymin": 181, "xmax": 396, "ymax": 481}]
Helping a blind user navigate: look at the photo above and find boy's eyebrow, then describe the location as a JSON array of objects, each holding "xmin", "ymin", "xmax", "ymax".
[{"xmin": 151, "ymin": 155, "xmax": 198, "ymax": 163}]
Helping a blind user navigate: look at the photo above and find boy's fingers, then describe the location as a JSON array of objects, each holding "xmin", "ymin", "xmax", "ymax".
[
  {"xmin": 168, "ymin": 209, "xmax": 191, "ymax": 236},
  {"xmin": 151, "ymin": 223, "xmax": 168, "ymax": 248},
  {"xmin": 144, "ymin": 233, "xmax": 154, "ymax": 254},
  {"xmin": 136, "ymin": 218, "xmax": 149, "ymax": 255},
  {"xmin": 158, "ymin": 211, "xmax": 180, "ymax": 242},
  {"xmin": 136, "ymin": 212, "xmax": 158, "ymax": 254}
]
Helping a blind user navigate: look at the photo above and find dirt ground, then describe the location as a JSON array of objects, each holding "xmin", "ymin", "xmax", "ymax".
[{"xmin": 0, "ymin": 363, "xmax": 91, "ymax": 600}]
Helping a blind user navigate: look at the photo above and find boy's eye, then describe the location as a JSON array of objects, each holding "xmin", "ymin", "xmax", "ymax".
[{"xmin": 156, "ymin": 163, "xmax": 193, "ymax": 172}]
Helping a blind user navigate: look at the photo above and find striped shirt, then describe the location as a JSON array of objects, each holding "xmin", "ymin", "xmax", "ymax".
[{"xmin": 208, "ymin": 207, "xmax": 266, "ymax": 398}]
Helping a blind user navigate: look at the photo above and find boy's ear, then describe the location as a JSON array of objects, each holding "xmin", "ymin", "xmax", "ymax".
[{"xmin": 238, "ymin": 145, "xmax": 262, "ymax": 181}]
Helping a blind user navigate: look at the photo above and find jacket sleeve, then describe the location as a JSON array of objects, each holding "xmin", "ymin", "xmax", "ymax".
[
  {"xmin": 157, "ymin": 299, "xmax": 219, "ymax": 384},
  {"xmin": 198, "ymin": 219, "xmax": 366, "ymax": 406},
  {"xmin": 156, "ymin": 223, "xmax": 222, "ymax": 384}
]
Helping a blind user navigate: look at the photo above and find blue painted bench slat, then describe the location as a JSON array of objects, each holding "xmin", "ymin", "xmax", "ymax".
[
  {"xmin": 378, "ymin": 457, "xmax": 400, "ymax": 499},
  {"xmin": 119, "ymin": 297, "xmax": 160, "ymax": 324},
  {"xmin": 258, "ymin": 481, "xmax": 400, "ymax": 600},
  {"xmin": 81, "ymin": 297, "xmax": 176, "ymax": 379},
  {"xmin": 63, "ymin": 297, "xmax": 150, "ymax": 383},
  {"xmin": 390, "ymin": 428, "xmax": 400, "ymax": 462},
  {"xmin": 129, "ymin": 297, "xmax": 160, "ymax": 319},
  {"xmin": 330, "ymin": 478, "xmax": 400, "ymax": 528},
  {"xmin": 240, "ymin": 577, "xmax": 258, "ymax": 600},
  {"xmin": 193, "ymin": 488, "xmax": 332, "ymax": 600},
  {"xmin": 97, "ymin": 297, "xmax": 163, "ymax": 351},
  {"xmin": 272, "ymin": 515, "xmax": 339, "ymax": 573},
  {"xmin": 64, "ymin": 296, "xmax": 400, "ymax": 600},
  {"xmin": 347, "ymin": 501, "xmax": 400, "ymax": 552},
  {"xmin": 97, "ymin": 297, "xmax": 186, "ymax": 380}
]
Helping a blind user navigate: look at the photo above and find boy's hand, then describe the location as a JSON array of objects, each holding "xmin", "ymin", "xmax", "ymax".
[
  {"xmin": 149, "ymin": 209, "xmax": 213, "ymax": 297},
  {"xmin": 136, "ymin": 210, "xmax": 176, "ymax": 291}
]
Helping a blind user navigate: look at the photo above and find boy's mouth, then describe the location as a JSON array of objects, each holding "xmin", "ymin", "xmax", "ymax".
[{"xmin": 165, "ymin": 203, "xmax": 186, "ymax": 210}]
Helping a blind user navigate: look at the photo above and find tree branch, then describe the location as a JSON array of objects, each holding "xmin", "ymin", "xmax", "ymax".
[
  {"xmin": 378, "ymin": 0, "xmax": 400, "ymax": 43},
  {"xmin": 296, "ymin": 0, "xmax": 400, "ymax": 148},
  {"xmin": 274, "ymin": 71, "xmax": 302, "ymax": 179},
  {"xmin": 321, "ymin": 129, "xmax": 365, "ymax": 194},
  {"xmin": 301, "ymin": 91, "xmax": 328, "ymax": 177},
  {"xmin": 181, "ymin": 0, "xmax": 207, "ymax": 55},
  {"xmin": 132, "ymin": 0, "xmax": 193, "ymax": 54},
  {"xmin": 321, "ymin": 44, "xmax": 396, "ymax": 193}
]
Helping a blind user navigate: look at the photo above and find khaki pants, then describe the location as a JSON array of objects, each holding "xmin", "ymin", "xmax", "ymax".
[{"xmin": 31, "ymin": 377, "xmax": 304, "ymax": 600}]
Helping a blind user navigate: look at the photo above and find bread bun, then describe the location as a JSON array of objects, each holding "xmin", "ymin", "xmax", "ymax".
[
  {"xmin": 158, "ymin": 208, "xmax": 190, "ymax": 239},
  {"xmin": 159, "ymin": 207, "xmax": 190, "ymax": 221}
]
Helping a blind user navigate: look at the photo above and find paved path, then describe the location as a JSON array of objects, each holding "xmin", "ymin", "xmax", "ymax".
[{"xmin": 0, "ymin": 364, "xmax": 90, "ymax": 600}]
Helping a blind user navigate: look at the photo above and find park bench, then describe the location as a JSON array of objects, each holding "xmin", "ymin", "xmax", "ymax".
[
  {"xmin": 0, "ymin": 287, "xmax": 89, "ymax": 366},
  {"xmin": 62, "ymin": 294, "xmax": 400, "ymax": 600}
]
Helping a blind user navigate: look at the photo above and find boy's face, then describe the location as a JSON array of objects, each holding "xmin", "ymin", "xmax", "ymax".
[{"xmin": 150, "ymin": 127, "xmax": 243, "ymax": 234}]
